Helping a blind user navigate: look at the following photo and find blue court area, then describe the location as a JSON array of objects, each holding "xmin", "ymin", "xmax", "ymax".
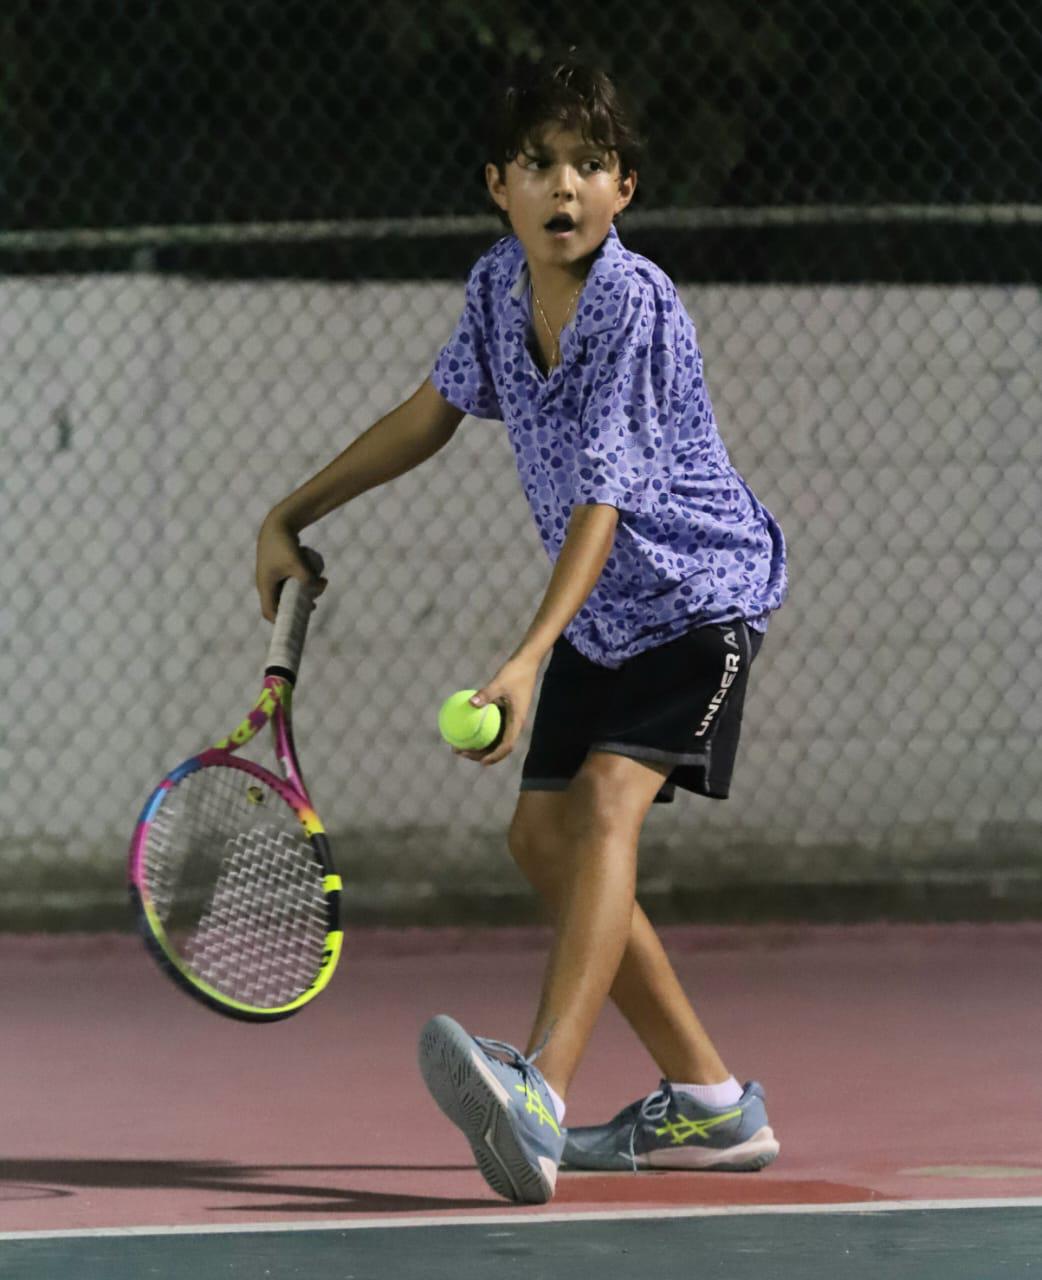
[{"xmin": 4, "ymin": 1205, "xmax": 1041, "ymax": 1279}]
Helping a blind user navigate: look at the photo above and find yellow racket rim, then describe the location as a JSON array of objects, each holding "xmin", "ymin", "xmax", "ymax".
[{"xmin": 141, "ymin": 893, "xmax": 343, "ymax": 1018}]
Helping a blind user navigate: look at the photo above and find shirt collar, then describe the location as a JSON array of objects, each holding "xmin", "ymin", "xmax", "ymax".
[{"xmin": 506, "ymin": 224, "xmax": 628, "ymax": 348}]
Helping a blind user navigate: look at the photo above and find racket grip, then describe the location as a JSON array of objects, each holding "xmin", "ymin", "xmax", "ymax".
[{"xmin": 265, "ymin": 548, "xmax": 324, "ymax": 681}]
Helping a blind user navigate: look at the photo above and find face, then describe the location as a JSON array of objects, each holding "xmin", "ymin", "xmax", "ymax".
[{"xmin": 486, "ymin": 124, "xmax": 637, "ymax": 276}]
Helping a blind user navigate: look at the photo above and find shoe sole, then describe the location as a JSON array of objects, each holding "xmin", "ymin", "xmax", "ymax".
[
  {"xmin": 646, "ymin": 1125, "xmax": 780, "ymax": 1171},
  {"xmin": 418, "ymin": 1015, "xmax": 557, "ymax": 1205},
  {"xmin": 564, "ymin": 1124, "xmax": 780, "ymax": 1173}
]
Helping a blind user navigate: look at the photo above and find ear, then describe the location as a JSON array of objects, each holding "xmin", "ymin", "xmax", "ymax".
[
  {"xmin": 485, "ymin": 162, "xmax": 509, "ymax": 214},
  {"xmin": 614, "ymin": 169, "xmax": 638, "ymax": 216}
]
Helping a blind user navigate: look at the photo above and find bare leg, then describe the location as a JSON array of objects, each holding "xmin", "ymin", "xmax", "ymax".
[
  {"xmin": 522, "ymin": 767, "xmax": 646, "ymax": 1096},
  {"xmin": 610, "ymin": 903, "xmax": 730, "ymax": 1084},
  {"xmin": 509, "ymin": 777, "xmax": 730, "ymax": 1095}
]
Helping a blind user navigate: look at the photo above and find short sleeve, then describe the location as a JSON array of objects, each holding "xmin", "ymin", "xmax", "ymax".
[
  {"xmin": 572, "ymin": 291, "xmax": 678, "ymax": 517},
  {"xmin": 430, "ymin": 264, "xmax": 502, "ymax": 421}
]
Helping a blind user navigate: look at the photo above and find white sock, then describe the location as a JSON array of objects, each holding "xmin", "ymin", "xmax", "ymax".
[
  {"xmin": 545, "ymin": 1082, "xmax": 567, "ymax": 1125},
  {"xmin": 673, "ymin": 1076, "xmax": 743, "ymax": 1108}
]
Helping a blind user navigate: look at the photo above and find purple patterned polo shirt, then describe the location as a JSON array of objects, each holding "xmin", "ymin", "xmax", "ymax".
[{"xmin": 431, "ymin": 225, "xmax": 787, "ymax": 669}]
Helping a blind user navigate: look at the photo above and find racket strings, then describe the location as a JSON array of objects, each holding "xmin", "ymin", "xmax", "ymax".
[{"xmin": 144, "ymin": 764, "xmax": 329, "ymax": 1008}]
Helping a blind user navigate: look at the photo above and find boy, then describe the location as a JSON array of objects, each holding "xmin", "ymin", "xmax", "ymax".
[{"xmin": 256, "ymin": 58, "xmax": 786, "ymax": 1205}]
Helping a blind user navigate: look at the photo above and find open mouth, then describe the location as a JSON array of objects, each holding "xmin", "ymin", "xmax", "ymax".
[{"xmin": 544, "ymin": 214, "xmax": 577, "ymax": 234}]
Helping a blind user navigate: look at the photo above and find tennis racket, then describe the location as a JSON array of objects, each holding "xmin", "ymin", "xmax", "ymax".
[{"xmin": 127, "ymin": 549, "xmax": 341, "ymax": 1022}]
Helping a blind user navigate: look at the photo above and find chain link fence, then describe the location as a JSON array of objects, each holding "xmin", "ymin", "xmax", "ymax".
[{"xmin": 2, "ymin": 1, "xmax": 1041, "ymax": 927}]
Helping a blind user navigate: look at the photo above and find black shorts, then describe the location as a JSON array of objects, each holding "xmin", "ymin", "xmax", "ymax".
[{"xmin": 520, "ymin": 621, "xmax": 764, "ymax": 804}]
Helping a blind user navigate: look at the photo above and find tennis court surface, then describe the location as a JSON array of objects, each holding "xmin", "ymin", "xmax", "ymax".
[{"xmin": 2, "ymin": 924, "xmax": 1040, "ymax": 1276}]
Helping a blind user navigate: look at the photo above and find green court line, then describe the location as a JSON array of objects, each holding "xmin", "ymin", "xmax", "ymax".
[{"xmin": 1, "ymin": 1208, "xmax": 1040, "ymax": 1280}]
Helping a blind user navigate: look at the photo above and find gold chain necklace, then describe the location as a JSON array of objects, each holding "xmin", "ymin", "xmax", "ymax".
[{"xmin": 531, "ymin": 279, "xmax": 583, "ymax": 369}]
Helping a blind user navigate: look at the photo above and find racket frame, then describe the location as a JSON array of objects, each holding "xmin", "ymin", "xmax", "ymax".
[{"xmin": 128, "ymin": 565, "xmax": 342, "ymax": 1023}]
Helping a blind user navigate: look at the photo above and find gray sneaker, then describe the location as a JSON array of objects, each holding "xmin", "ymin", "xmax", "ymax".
[
  {"xmin": 418, "ymin": 1014, "xmax": 565, "ymax": 1204},
  {"xmin": 563, "ymin": 1079, "xmax": 779, "ymax": 1172}
]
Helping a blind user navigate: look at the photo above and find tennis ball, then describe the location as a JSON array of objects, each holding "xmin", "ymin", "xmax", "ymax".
[{"xmin": 438, "ymin": 689, "xmax": 503, "ymax": 751}]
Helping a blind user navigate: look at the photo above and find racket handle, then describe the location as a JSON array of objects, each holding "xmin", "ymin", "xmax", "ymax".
[{"xmin": 265, "ymin": 548, "xmax": 324, "ymax": 682}]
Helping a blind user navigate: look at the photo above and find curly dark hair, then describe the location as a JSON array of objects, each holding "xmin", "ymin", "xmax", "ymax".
[{"xmin": 487, "ymin": 54, "xmax": 644, "ymax": 187}]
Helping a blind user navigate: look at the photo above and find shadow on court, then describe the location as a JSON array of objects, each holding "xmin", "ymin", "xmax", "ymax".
[
  {"xmin": 0, "ymin": 1160, "xmax": 492, "ymax": 1214},
  {"xmin": 1, "ymin": 1157, "xmax": 891, "ymax": 1216}
]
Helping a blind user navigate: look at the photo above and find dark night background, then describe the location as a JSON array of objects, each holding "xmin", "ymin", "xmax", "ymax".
[{"xmin": 1, "ymin": 0, "xmax": 1039, "ymax": 280}]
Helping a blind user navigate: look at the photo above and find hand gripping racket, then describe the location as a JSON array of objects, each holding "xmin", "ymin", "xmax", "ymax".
[{"xmin": 128, "ymin": 550, "xmax": 341, "ymax": 1022}]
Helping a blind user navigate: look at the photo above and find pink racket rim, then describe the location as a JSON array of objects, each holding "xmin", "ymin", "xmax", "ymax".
[{"xmin": 127, "ymin": 751, "xmax": 341, "ymax": 1022}]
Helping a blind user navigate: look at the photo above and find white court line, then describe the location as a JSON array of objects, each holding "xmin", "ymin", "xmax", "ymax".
[{"xmin": 2, "ymin": 1196, "xmax": 1042, "ymax": 1242}]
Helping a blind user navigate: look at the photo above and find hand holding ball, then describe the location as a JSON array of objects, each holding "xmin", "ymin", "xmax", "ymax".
[{"xmin": 438, "ymin": 690, "xmax": 503, "ymax": 752}]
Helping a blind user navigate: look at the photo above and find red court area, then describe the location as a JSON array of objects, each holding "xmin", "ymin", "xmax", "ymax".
[{"xmin": 1, "ymin": 923, "xmax": 1041, "ymax": 1231}]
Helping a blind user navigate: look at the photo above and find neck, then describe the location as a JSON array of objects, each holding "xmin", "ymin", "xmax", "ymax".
[{"xmin": 527, "ymin": 256, "xmax": 592, "ymax": 313}]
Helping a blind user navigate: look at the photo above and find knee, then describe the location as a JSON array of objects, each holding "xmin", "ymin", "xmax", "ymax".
[
  {"xmin": 507, "ymin": 806, "xmax": 542, "ymax": 871},
  {"xmin": 507, "ymin": 805, "xmax": 564, "ymax": 899}
]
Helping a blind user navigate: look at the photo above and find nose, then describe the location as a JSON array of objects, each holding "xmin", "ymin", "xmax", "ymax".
[{"xmin": 551, "ymin": 164, "xmax": 578, "ymax": 200}]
